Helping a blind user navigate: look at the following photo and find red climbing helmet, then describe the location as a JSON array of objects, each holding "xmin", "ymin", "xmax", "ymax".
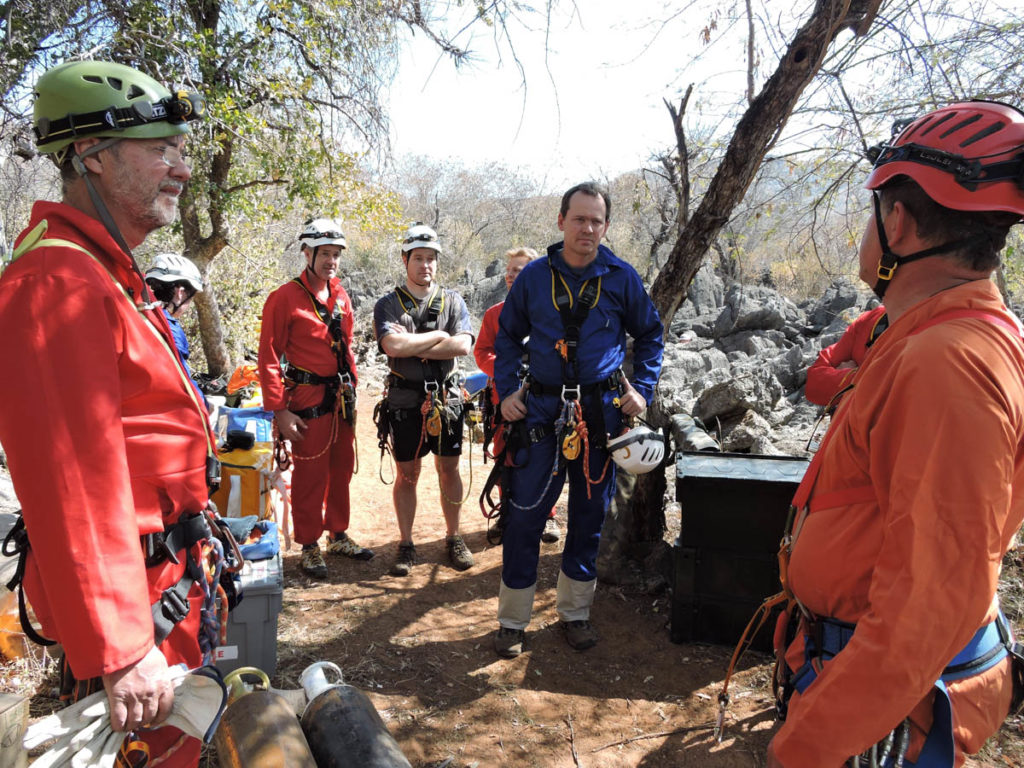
[{"xmin": 866, "ymin": 100, "xmax": 1024, "ymax": 217}]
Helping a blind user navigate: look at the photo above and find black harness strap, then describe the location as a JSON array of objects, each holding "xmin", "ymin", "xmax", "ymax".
[
  {"xmin": 551, "ymin": 266, "xmax": 601, "ymax": 385},
  {"xmin": 3, "ymin": 511, "xmax": 213, "ymax": 649},
  {"xmin": 290, "ymin": 277, "xmax": 355, "ymax": 380},
  {"xmin": 395, "ymin": 285, "xmax": 447, "ymax": 385}
]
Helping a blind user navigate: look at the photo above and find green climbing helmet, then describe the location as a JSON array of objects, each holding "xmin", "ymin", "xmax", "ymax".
[{"xmin": 33, "ymin": 60, "xmax": 205, "ymax": 157}]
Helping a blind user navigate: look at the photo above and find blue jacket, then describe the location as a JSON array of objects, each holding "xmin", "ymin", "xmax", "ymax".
[
  {"xmin": 164, "ymin": 308, "xmax": 206, "ymax": 404},
  {"xmin": 494, "ymin": 242, "xmax": 663, "ymax": 404}
]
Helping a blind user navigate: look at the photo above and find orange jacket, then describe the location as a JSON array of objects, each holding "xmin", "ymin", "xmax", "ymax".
[
  {"xmin": 257, "ymin": 271, "xmax": 358, "ymax": 413},
  {"xmin": 773, "ymin": 281, "xmax": 1024, "ymax": 766},
  {"xmin": 0, "ymin": 202, "xmax": 212, "ymax": 680},
  {"xmin": 805, "ymin": 306, "xmax": 887, "ymax": 406}
]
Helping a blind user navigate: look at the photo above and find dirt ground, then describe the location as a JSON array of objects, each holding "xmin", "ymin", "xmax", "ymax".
[{"xmin": 240, "ymin": 386, "xmax": 1020, "ymax": 768}]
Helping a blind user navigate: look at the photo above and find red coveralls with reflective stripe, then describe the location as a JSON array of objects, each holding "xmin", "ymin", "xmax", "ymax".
[
  {"xmin": 774, "ymin": 281, "xmax": 1024, "ymax": 767},
  {"xmin": 258, "ymin": 271, "xmax": 358, "ymax": 546},
  {"xmin": 0, "ymin": 201, "xmax": 213, "ymax": 767}
]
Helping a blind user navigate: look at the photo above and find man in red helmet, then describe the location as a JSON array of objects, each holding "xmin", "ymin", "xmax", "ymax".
[{"xmin": 769, "ymin": 102, "xmax": 1024, "ymax": 767}]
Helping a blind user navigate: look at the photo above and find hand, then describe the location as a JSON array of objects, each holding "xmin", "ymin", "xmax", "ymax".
[
  {"xmin": 617, "ymin": 382, "xmax": 646, "ymax": 417},
  {"xmin": 274, "ymin": 409, "xmax": 308, "ymax": 443},
  {"xmin": 500, "ymin": 388, "xmax": 528, "ymax": 422},
  {"xmin": 101, "ymin": 646, "xmax": 174, "ymax": 732},
  {"xmin": 836, "ymin": 360, "xmax": 857, "ymax": 370},
  {"xmin": 385, "ymin": 321, "xmax": 410, "ymax": 335}
]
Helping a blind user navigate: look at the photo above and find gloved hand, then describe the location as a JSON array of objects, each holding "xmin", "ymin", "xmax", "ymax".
[
  {"xmin": 24, "ymin": 665, "xmax": 228, "ymax": 767},
  {"xmin": 162, "ymin": 664, "xmax": 228, "ymax": 742}
]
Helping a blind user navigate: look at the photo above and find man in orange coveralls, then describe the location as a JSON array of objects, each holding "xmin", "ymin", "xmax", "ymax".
[
  {"xmin": 0, "ymin": 61, "xmax": 215, "ymax": 766},
  {"xmin": 768, "ymin": 101, "xmax": 1024, "ymax": 767},
  {"xmin": 474, "ymin": 246, "xmax": 560, "ymax": 543},
  {"xmin": 258, "ymin": 217, "xmax": 374, "ymax": 578},
  {"xmin": 804, "ymin": 305, "xmax": 887, "ymax": 408}
]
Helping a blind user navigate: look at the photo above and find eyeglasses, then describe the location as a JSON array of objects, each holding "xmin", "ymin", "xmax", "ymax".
[{"xmin": 153, "ymin": 144, "xmax": 192, "ymax": 170}]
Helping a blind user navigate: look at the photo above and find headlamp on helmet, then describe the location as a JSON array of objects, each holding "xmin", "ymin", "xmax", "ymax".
[
  {"xmin": 401, "ymin": 223, "xmax": 442, "ymax": 254},
  {"xmin": 299, "ymin": 217, "xmax": 347, "ymax": 250},
  {"xmin": 33, "ymin": 61, "xmax": 205, "ymax": 158}
]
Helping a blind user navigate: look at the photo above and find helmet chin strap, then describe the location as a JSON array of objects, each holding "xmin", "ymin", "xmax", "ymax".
[
  {"xmin": 870, "ymin": 192, "xmax": 972, "ymax": 300},
  {"xmin": 72, "ymin": 140, "xmax": 159, "ymax": 307}
]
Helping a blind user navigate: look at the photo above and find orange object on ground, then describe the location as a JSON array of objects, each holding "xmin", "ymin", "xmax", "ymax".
[
  {"xmin": 773, "ymin": 281, "xmax": 1024, "ymax": 767},
  {"xmin": 227, "ymin": 364, "xmax": 260, "ymax": 395}
]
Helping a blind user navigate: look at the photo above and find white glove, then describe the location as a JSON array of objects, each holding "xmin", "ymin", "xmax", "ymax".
[
  {"xmin": 162, "ymin": 665, "xmax": 228, "ymax": 742},
  {"xmin": 24, "ymin": 690, "xmax": 119, "ymax": 768},
  {"xmin": 24, "ymin": 665, "xmax": 228, "ymax": 767}
]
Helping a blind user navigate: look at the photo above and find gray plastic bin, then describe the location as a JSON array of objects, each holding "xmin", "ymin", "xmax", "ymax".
[{"xmin": 214, "ymin": 553, "xmax": 283, "ymax": 675}]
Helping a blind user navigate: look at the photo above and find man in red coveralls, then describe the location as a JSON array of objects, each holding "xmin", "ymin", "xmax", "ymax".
[
  {"xmin": 0, "ymin": 60, "xmax": 214, "ymax": 766},
  {"xmin": 768, "ymin": 101, "xmax": 1024, "ymax": 767},
  {"xmin": 258, "ymin": 217, "xmax": 374, "ymax": 578}
]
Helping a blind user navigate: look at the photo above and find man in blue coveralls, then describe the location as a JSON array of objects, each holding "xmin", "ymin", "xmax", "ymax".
[{"xmin": 492, "ymin": 181, "xmax": 664, "ymax": 657}]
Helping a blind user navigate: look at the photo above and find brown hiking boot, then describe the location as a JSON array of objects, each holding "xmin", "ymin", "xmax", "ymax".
[
  {"xmin": 541, "ymin": 516, "xmax": 561, "ymax": 543},
  {"xmin": 389, "ymin": 543, "xmax": 416, "ymax": 577},
  {"xmin": 493, "ymin": 626, "xmax": 526, "ymax": 658},
  {"xmin": 326, "ymin": 531, "xmax": 375, "ymax": 561},
  {"xmin": 446, "ymin": 534, "xmax": 474, "ymax": 571},
  {"xmin": 561, "ymin": 619, "xmax": 597, "ymax": 651},
  {"xmin": 300, "ymin": 543, "xmax": 328, "ymax": 578}
]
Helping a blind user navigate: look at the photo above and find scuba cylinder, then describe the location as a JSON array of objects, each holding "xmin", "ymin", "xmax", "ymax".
[
  {"xmin": 214, "ymin": 667, "xmax": 317, "ymax": 768},
  {"xmin": 299, "ymin": 661, "xmax": 413, "ymax": 768}
]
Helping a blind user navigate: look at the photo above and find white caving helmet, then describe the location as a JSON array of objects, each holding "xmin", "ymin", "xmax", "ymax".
[
  {"xmin": 606, "ymin": 425, "xmax": 666, "ymax": 474},
  {"xmin": 401, "ymin": 223, "xmax": 442, "ymax": 254},
  {"xmin": 145, "ymin": 253, "xmax": 204, "ymax": 292},
  {"xmin": 299, "ymin": 217, "xmax": 347, "ymax": 250}
]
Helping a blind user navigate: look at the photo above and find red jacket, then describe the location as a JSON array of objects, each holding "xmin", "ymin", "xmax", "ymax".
[
  {"xmin": 474, "ymin": 301, "xmax": 502, "ymax": 405},
  {"xmin": 805, "ymin": 306, "xmax": 887, "ymax": 406},
  {"xmin": 775, "ymin": 282, "xmax": 1024, "ymax": 766},
  {"xmin": 258, "ymin": 271, "xmax": 358, "ymax": 412},
  {"xmin": 0, "ymin": 202, "xmax": 212, "ymax": 679}
]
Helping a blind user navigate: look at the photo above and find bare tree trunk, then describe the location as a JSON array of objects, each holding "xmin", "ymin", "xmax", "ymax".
[{"xmin": 600, "ymin": 0, "xmax": 884, "ymax": 585}]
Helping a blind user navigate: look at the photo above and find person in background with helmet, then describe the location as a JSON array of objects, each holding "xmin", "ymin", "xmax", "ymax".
[
  {"xmin": 768, "ymin": 102, "xmax": 1024, "ymax": 768},
  {"xmin": 0, "ymin": 60, "xmax": 213, "ymax": 766},
  {"xmin": 491, "ymin": 182, "xmax": 663, "ymax": 658},
  {"xmin": 372, "ymin": 223, "xmax": 476, "ymax": 576},
  {"xmin": 146, "ymin": 252, "xmax": 206, "ymax": 404},
  {"xmin": 474, "ymin": 246, "xmax": 561, "ymax": 544},
  {"xmin": 258, "ymin": 217, "xmax": 373, "ymax": 579}
]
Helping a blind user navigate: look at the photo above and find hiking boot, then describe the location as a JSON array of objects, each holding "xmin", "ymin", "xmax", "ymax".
[
  {"xmin": 326, "ymin": 531, "xmax": 375, "ymax": 561},
  {"xmin": 541, "ymin": 516, "xmax": 561, "ymax": 543},
  {"xmin": 493, "ymin": 626, "xmax": 526, "ymax": 658},
  {"xmin": 389, "ymin": 543, "xmax": 416, "ymax": 577},
  {"xmin": 446, "ymin": 534, "xmax": 474, "ymax": 571},
  {"xmin": 300, "ymin": 544, "xmax": 328, "ymax": 579},
  {"xmin": 562, "ymin": 619, "xmax": 598, "ymax": 651}
]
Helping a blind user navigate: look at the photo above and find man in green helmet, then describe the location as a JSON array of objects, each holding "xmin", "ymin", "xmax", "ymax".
[{"xmin": 0, "ymin": 60, "xmax": 215, "ymax": 767}]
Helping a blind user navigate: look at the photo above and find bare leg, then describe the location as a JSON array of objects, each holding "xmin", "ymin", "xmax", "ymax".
[
  {"xmin": 393, "ymin": 457, "xmax": 421, "ymax": 543},
  {"xmin": 435, "ymin": 454, "xmax": 462, "ymax": 536}
]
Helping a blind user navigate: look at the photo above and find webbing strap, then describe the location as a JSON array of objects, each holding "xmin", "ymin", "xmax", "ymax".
[
  {"xmin": 14, "ymin": 233, "xmax": 217, "ymax": 461},
  {"xmin": 551, "ymin": 265, "xmax": 601, "ymax": 384},
  {"xmin": 290, "ymin": 276, "xmax": 354, "ymax": 380}
]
